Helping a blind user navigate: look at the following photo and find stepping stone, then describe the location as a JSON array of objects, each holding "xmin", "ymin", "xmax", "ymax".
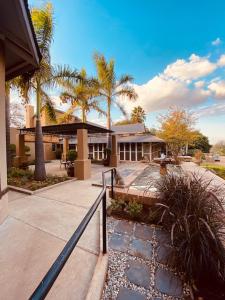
[
  {"xmin": 129, "ymin": 238, "xmax": 152, "ymax": 260},
  {"xmin": 155, "ymin": 228, "xmax": 171, "ymax": 245},
  {"xmin": 115, "ymin": 220, "xmax": 134, "ymax": 235},
  {"xmin": 156, "ymin": 244, "xmax": 173, "ymax": 265},
  {"xmin": 117, "ymin": 287, "xmax": 146, "ymax": 300},
  {"xmin": 134, "ymin": 224, "xmax": 154, "ymax": 241},
  {"xmin": 155, "ymin": 267, "xmax": 183, "ymax": 297},
  {"xmin": 125, "ymin": 261, "xmax": 150, "ymax": 288},
  {"xmin": 109, "ymin": 233, "xmax": 130, "ymax": 252}
]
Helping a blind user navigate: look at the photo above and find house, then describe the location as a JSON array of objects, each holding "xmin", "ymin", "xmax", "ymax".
[
  {"xmin": 0, "ymin": 0, "xmax": 41, "ymax": 223},
  {"xmin": 22, "ymin": 105, "xmax": 165, "ymax": 162}
]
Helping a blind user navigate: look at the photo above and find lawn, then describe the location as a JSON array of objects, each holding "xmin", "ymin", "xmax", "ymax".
[
  {"xmin": 201, "ymin": 163, "xmax": 225, "ymax": 180},
  {"xmin": 8, "ymin": 167, "xmax": 70, "ymax": 191}
]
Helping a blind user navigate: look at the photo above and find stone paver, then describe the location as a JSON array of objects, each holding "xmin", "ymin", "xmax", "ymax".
[
  {"xmin": 125, "ymin": 261, "xmax": 151, "ymax": 289},
  {"xmin": 134, "ymin": 223, "xmax": 154, "ymax": 241},
  {"xmin": 115, "ymin": 220, "xmax": 134, "ymax": 235},
  {"xmin": 129, "ymin": 238, "xmax": 152, "ymax": 260},
  {"xmin": 155, "ymin": 267, "xmax": 183, "ymax": 297},
  {"xmin": 156, "ymin": 244, "xmax": 173, "ymax": 264},
  {"xmin": 117, "ymin": 288, "xmax": 147, "ymax": 300},
  {"xmin": 155, "ymin": 228, "xmax": 171, "ymax": 245},
  {"xmin": 109, "ymin": 233, "xmax": 130, "ymax": 252}
]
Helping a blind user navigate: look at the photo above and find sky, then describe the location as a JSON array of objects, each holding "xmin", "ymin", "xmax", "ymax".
[{"xmin": 27, "ymin": 0, "xmax": 225, "ymax": 144}]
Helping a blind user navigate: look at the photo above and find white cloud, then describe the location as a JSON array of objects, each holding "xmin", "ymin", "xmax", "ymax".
[
  {"xmin": 163, "ymin": 54, "xmax": 217, "ymax": 81},
  {"xmin": 217, "ymin": 54, "xmax": 225, "ymax": 67},
  {"xmin": 194, "ymin": 103, "xmax": 225, "ymax": 118},
  {"xmin": 212, "ymin": 37, "xmax": 222, "ymax": 46},
  {"xmin": 208, "ymin": 80, "xmax": 225, "ymax": 99},
  {"xmin": 194, "ymin": 80, "xmax": 205, "ymax": 88}
]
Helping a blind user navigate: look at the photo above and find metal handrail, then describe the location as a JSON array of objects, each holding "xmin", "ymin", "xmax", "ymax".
[{"xmin": 29, "ymin": 168, "xmax": 116, "ymax": 300}]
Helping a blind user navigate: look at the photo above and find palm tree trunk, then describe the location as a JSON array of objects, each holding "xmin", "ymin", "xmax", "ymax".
[
  {"xmin": 34, "ymin": 85, "xmax": 46, "ymax": 181},
  {"xmin": 82, "ymin": 108, "xmax": 86, "ymax": 123},
  {"xmin": 5, "ymin": 84, "xmax": 11, "ymax": 170},
  {"xmin": 107, "ymin": 98, "xmax": 112, "ymax": 148}
]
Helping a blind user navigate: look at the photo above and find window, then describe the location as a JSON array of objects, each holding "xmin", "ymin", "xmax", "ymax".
[
  {"xmin": 69, "ymin": 144, "xmax": 75, "ymax": 150},
  {"xmin": 52, "ymin": 144, "xmax": 56, "ymax": 152},
  {"xmin": 137, "ymin": 143, "xmax": 142, "ymax": 161},
  {"xmin": 89, "ymin": 144, "xmax": 93, "ymax": 159}
]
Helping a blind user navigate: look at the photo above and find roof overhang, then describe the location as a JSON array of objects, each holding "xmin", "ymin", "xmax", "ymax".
[
  {"xmin": 20, "ymin": 122, "xmax": 113, "ymax": 136},
  {"xmin": 0, "ymin": 0, "xmax": 41, "ymax": 80}
]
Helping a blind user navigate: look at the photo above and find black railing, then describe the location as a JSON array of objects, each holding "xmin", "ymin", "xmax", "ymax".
[{"xmin": 29, "ymin": 168, "xmax": 116, "ymax": 300}]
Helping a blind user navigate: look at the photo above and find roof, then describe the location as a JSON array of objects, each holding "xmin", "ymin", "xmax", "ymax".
[
  {"xmin": 68, "ymin": 134, "xmax": 164, "ymax": 144},
  {"xmin": 1, "ymin": 0, "xmax": 41, "ymax": 80},
  {"xmin": 20, "ymin": 121, "xmax": 112, "ymax": 135},
  {"xmin": 111, "ymin": 123, "xmax": 145, "ymax": 134}
]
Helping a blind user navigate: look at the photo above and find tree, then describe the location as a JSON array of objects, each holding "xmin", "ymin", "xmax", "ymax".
[
  {"xmin": 157, "ymin": 107, "xmax": 197, "ymax": 160},
  {"xmin": 20, "ymin": 3, "xmax": 78, "ymax": 180},
  {"xmin": 114, "ymin": 119, "xmax": 134, "ymax": 125},
  {"xmin": 212, "ymin": 141, "xmax": 225, "ymax": 155},
  {"xmin": 131, "ymin": 106, "xmax": 146, "ymax": 123},
  {"xmin": 93, "ymin": 53, "xmax": 137, "ymax": 130},
  {"xmin": 10, "ymin": 102, "xmax": 25, "ymax": 127},
  {"xmin": 59, "ymin": 68, "xmax": 105, "ymax": 123},
  {"xmin": 189, "ymin": 131, "xmax": 211, "ymax": 153}
]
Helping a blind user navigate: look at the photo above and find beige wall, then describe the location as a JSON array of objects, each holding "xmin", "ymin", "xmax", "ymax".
[
  {"xmin": 10, "ymin": 127, "xmax": 18, "ymax": 145},
  {"xmin": 0, "ymin": 42, "xmax": 8, "ymax": 223}
]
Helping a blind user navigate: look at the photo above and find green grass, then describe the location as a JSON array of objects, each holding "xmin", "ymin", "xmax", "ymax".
[{"xmin": 201, "ymin": 163, "xmax": 225, "ymax": 180}]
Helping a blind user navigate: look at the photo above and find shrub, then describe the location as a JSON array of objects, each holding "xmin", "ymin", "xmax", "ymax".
[
  {"xmin": 126, "ymin": 201, "xmax": 143, "ymax": 219},
  {"xmin": 24, "ymin": 145, "xmax": 30, "ymax": 153},
  {"xmin": 194, "ymin": 149, "xmax": 204, "ymax": 162},
  {"xmin": 9, "ymin": 144, "xmax": 16, "ymax": 152},
  {"xmin": 8, "ymin": 167, "xmax": 33, "ymax": 179},
  {"xmin": 155, "ymin": 173, "xmax": 225, "ymax": 299},
  {"xmin": 67, "ymin": 150, "xmax": 77, "ymax": 161},
  {"xmin": 110, "ymin": 199, "xmax": 125, "ymax": 212}
]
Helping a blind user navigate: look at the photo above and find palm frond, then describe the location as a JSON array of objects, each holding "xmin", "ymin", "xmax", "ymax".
[
  {"xmin": 40, "ymin": 89, "xmax": 56, "ymax": 121},
  {"xmin": 116, "ymin": 74, "xmax": 133, "ymax": 87},
  {"xmin": 114, "ymin": 86, "xmax": 138, "ymax": 101}
]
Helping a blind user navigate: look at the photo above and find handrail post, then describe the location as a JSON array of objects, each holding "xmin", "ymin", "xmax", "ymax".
[{"xmin": 102, "ymin": 191, "xmax": 107, "ymax": 254}]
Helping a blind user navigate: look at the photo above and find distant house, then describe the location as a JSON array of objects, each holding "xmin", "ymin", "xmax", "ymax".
[{"xmin": 22, "ymin": 105, "xmax": 165, "ymax": 162}]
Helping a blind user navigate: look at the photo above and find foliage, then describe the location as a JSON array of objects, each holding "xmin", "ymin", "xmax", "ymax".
[
  {"xmin": 67, "ymin": 150, "xmax": 77, "ymax": 161},
  {"xmin": 155, "ymin": 173, "xmax": 225, "ymax": 298},
  {"xmin": 94, "ymin": 53, "xmax": 137, "ymax": 130},
  {"xmin": 212, "ymin": 140, "xmax": 225, "ymax": 155},
  {"xmin": 9, "ymin": 144, "xmax": 16, "ymax": 153},
  {"xmin": 24, "ymin": 145, "xmax": 30, "ymax": 153},
  {"xmin": 10, "ymin": 102, "xmax": 25, "ymax": 127},
  {"xmin": 202, "ymin": 163, "xmax": 225, "ymax": 180},
  {"xmin": 126, "ymin": 201, "xmax": 143, "ymax": 218},
  {"xmin": 131, "ymin": 106, "xmax": 146, "ymax": 123},
  {"xmin": 114, "ymin": 119, "xmax": 134, "ymax": 125},
  {"xmin": 59, "ymin": 68, "xmax": 105, "ymax": 123},
  {"xmin": 7, "ymin": 167, "xmax": 69, "ymax": 191},
  {"xmin": 189, "ymin": 131, "xmax": 211, "ymax": 153},
  {"xmin": 157, "ymin": 107, "xmax": 197, "ymax": 159},
  {"xmin": 194, "ymin": 149, "xmax": 204, "ymax": 162},
  {"xmin": 110, "ymin": 199, "xmax": 125, "ymax": 212}
]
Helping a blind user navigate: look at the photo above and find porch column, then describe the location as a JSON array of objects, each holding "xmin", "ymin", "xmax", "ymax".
[
  {"xmin": 15, "ymin": 133, "xmax": 27, "ymax": 167},
  {"xmin": 0, "ymin": 41, "xmax": 8, "ymax": 223},
  {"xmin": 74, "ymin": 129, "xmax": 91, "ymax": 180},
  {"xmin": 150, "ymin": 143, "xmax": 153, "ymax": 161},
  {"xmin": 63, "ymin": 137, "xmax": 69, "ymax": 160},
  {"xmin": 110, "ymin": 134, "xmax": 119, "ymax": 167}
]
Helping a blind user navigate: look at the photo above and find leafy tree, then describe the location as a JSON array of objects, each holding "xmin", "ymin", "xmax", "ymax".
[
  {"xmin": 212, "ymin": 141, "xmax": 225, "ymax": 155},
  {"xmin": 59, "ymin": 68, "xmax": 105, "ymax": 123},
  {"xmin": 114, "ymin": 119, "xmax": 134, "ymax": 125},
  {"xmin": 93, "ymin": 53, "xmax": 137, "ymax": 130},
  {"xmin": 131, "ymin": 106, "xmax": 146, "ymax": 123},
  {"xmin": 189, "ymin": 131, "xmax": 211, "ymax": 153},
  {"xmin": 157, "ymin": 107, "xmax": 197, "ymax": 160}
]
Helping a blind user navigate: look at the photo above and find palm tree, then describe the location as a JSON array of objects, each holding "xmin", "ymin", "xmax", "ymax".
[
  {"xmin": 21, "ymin": 3, "xmax": 78, "ymax": 180},
  {"xmin": 93, "ymin": 53, "xmax": 138, "ymax": 130},
  {"xmin": 131, "ymin": 106, "xmax": 146, "ymax": 124},
  {"xmin": 59, "ymin": 68, "xmax": 105, "ymax": 123}
]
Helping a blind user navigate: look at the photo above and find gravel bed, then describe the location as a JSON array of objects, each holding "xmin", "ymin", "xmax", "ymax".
[{"xmin": 102, "ymin": 217, "xmax": 190, "ymax": 300}]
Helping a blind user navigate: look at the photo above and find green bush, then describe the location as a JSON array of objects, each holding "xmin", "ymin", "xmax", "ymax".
[
  {"xmin": 126, "ymin": 201, "xmax": 143, "ymax": 218},
  {"xmin": 24, "ymin": 145, "xmax": 30, "ymax": 153},
  {"xmin": 8, "ymin": 167, "xmax": 33, "ymax": 180},
  {"xmin": 9, "ymin": 144, "xmax": 16, "ymax": 152},
  {"xmin": 110, "ymin": 199, "xmax": 125, "ymax": 212},
  {"xmin": 67, "ymin": 150, "xmax": 77, "ymax": 161}
]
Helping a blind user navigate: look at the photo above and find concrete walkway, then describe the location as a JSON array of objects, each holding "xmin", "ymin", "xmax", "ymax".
[{"xmin": 0, "ymin": 169, "xmax": 104, "ymax": 299}]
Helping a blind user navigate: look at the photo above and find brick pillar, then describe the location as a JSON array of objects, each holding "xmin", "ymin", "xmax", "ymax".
[
  {"xmin": 74, "ymin": 129, "xmax": 91, "ymax": 180},
  {"xmin": 15, "ymin": 134, "xmax": 27, "ymax": 166},
  {"xmin": 110, "ymin": 134, "xmax": 119, "ymax": 167},
  {"xmin": 0, "ymin": 41, "xmax": 8, "ymax": 223},
  {"xmin": 25, "ymin": 104, "xmax": 34, "ymax": 128}
]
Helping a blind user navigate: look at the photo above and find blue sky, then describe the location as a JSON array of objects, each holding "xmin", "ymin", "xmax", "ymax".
[{"xmin": 28, "ymin": 0, "xmax": 225, "ymax": 143}]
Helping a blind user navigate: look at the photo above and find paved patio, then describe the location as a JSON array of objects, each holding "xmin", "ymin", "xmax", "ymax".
[
  {"xmin": 0, "ymin": 171, "xmax": 104, "ymax": 299},
  {"xmin": 103, "ymin": 218, "xmax": 187, "ymax": 300}
]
